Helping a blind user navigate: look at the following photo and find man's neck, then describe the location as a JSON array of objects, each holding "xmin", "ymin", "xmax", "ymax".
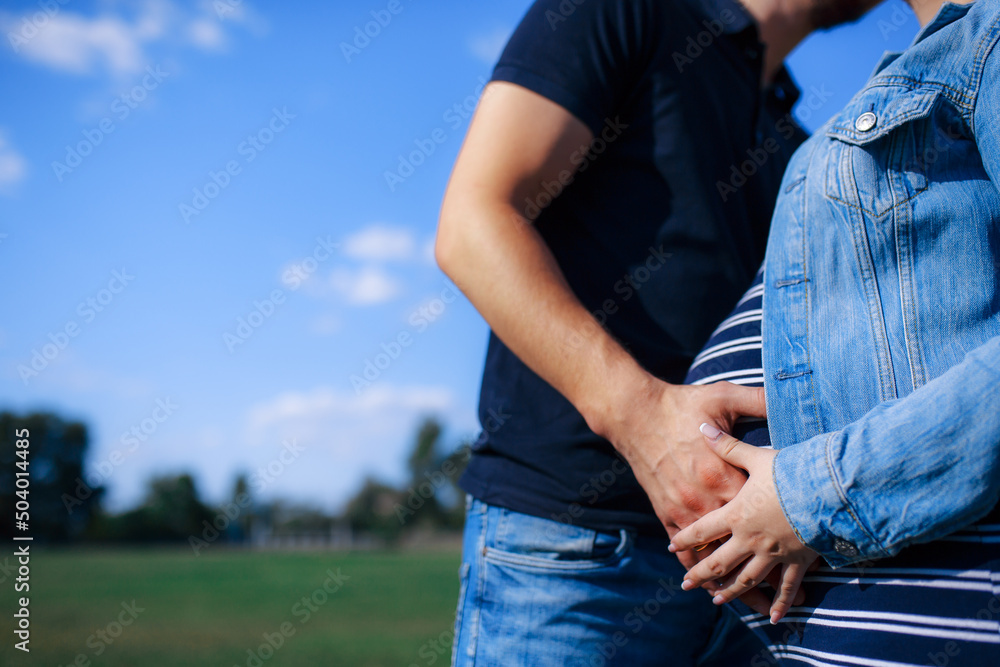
[{"xmin": 737, "ymin": 0, "xmax": 814, "ymax": 82}]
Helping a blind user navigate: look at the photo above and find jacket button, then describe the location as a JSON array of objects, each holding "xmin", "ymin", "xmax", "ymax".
[
  {"xmin": 834, "ymin": 538, "xmax": 859, "ymax": 557},
  {"xmin": 855, "ymin": 112, "xmax": 877, "ymax": 132}
]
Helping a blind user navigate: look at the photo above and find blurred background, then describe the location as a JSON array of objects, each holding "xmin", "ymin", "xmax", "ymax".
[{"xmin": 0, "ymin": 0, "xmax": 919, "ymax": 664}]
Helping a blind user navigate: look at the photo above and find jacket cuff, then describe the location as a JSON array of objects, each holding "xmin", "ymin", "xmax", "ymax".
[{"xmin": 772, "ymin": 432, "xmax": 890, "ymax": 568}]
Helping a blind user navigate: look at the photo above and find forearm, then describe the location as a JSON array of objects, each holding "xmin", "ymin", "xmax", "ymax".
[
  {"xmin": 773, "ymin": 335, "xmax": 1000, "ymax": 567},
  {"xmin": 436, "ymin": 197, "xmax": 657, "ymax": 446}
]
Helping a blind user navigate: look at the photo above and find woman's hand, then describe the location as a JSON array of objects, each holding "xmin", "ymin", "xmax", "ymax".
[{"xmin": 668, "ymin": 424, "xmax": 820, "ymax": 624}]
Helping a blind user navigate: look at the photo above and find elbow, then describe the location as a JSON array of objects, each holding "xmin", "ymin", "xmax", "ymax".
[
  {"xmin": 434, "ymin": 220, "xmax": 455, "ymax": 278},
  {"xmin": 437, "ymin": 187, "xmax": 515, "ymax": 285},
  {"xmin": 435, "ymin": 199, "xmax": 468, "ymax": 281}
]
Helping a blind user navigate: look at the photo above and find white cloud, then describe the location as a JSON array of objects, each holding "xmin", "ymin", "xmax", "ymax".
[
  {"xmin": 0, "ymin": 131, "xmax": 26, "ymax": 192},
  {"xmin": 467, "ymin": 27, "xmax": 511, "ymax": 65},
  {"xmin": 245, "ymin": 385, "xmax": 455, "ymax": 464},
  {"xmin": 187, "ymin": 18, "xmax": 225, "ymax": 50},
  {"xmin": 330, "ymin": 265, "xmax": 402, "ymax": 305},
  {"xmin": 134, "ymin": 0, "xmax": 173, "ymax": 41},
  {"xmin": 343, "ymin": 224, "xmax": 416, "ymax": 262},
  {"xmin": 5, "ymin": 11, "xmax": 156, "ymax": 75},
  {"xmin": 249, "ymin": 384, "xmax": 454, "ymax": 432},
  {"xmin": 240, "ymin": 384, "xmax": 468, "ymax": 509},
  {"xmin": 2, "ymin": 0, "xmax": 264, "ymax": 76},
  {"xmin": 293, "ymin": 226, "xmax": 430, "ymax": 305},
  {"xmin": 203, "ymin": 0, "xmax": 268, "ymax": 36}
]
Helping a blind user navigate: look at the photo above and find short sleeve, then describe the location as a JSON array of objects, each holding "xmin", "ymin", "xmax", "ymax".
[{"xmin": 491, "ymin": 0, "xmax": 654, "ymax": 136}]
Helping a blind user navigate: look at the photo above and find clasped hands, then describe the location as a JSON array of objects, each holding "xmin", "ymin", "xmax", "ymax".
[
  {"xmin": 668, "ymin": 422, "xmax": 819, "ymax": 624},
  {"xmin": 608, "ymin": 382, "xmax": 818, "ymax": 625}
]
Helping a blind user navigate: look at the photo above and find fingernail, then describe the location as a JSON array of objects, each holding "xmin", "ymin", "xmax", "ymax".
[
  {"xmin": 770, "ymin": 612, "xmax": 780, "ymax": 625},
  {"xmin": 667, "ymin": 543, "xmax": 676, "ymax": 553},
  {"xmin": 699, "ymin": 423, "xmax": 722, "ymax": 440},
  {"xmin": 681, "ymin": 579, "xmax": 694, "ymax": 591},
  {"xmin": 712, "ymin": 594, "xmax": 724, "ymax": 605}
]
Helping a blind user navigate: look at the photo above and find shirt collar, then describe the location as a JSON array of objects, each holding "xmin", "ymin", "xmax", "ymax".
[
  {"xmin": 695, "ymin": 0, "xmax": 757, "ymax": 34},
  {"xmin": 767, "ymin": 66, "xmax": 802, "ymax": 112}
]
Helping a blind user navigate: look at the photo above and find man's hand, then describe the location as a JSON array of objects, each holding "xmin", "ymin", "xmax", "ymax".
[
  {"xmin": 595, "ymin": 380, "xmax": 767, "ymax": 533},
  {"xmin": 596, "ymin": 379, "xmax": 767, "ymax": 608},
  {"xmin": 606, "ymin": 383, "xmax": 805, "ymax": 617}
]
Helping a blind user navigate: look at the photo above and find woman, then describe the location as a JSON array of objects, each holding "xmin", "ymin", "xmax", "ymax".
[{"xmin": 672, "ymin": 0, "xmax": 1000, "ymax": 663}]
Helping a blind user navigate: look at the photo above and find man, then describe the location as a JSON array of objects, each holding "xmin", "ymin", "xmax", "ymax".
[{"xmin": 436, "ymin": 0, "xmax": 876, "ymax": 664}]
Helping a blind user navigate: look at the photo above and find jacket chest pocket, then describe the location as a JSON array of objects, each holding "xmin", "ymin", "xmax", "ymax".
[{"xmin": 823, "ymin": 88, "xmax": 940, "ymax": 219}]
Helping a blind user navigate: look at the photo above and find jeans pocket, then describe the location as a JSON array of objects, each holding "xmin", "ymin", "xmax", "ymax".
[{"xmin": 483, "ymin": 508, "xmax": 631, "ymax": 572}]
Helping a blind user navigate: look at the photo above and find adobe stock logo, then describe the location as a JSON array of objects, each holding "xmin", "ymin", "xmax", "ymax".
[
  {"xmin": 384, "ymin": 77, "xmax": 492, "ymax": 193},
  {"xmin": 671, "ymin": 11, "xmax": 739, "ymax": 72},
  {"xmin": 52, "ymin": 65, "xmax": 170, "ymax": 182},
  {"xmin": 6, "ymin": 0, "xmax": 71, "ymax": 52},
  {"xmin": 62, "ymin": 398, "xmax": 179, "ymax": 515},
  {"xmin": 223, "ymin": 235, "xmax": 338, "ymax": 353},
  {"xmin": 179, "ymin": 107, "xmax": 295, "ymax": 224},
  {"xmin": 350, "ymin": 283, "xmax": 460, "ymax": 394},
  {"xmin": 543, "ymin": 0, "xmax": 587, "ymax": 30},
  {"xmin": 520, "ymin": 116, "xmax": 629, "ymax": 221}
]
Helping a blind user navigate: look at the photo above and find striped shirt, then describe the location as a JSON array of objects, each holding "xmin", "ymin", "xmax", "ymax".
[{"xmin": 685, "ymin": 268, "xmax": 770, "ymax": 447}]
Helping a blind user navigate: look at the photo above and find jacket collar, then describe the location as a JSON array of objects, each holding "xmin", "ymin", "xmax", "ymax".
[
  {"xmin": 915, "ymin": 1, "xmax": 974, "ymax": 43},
  {"xmin": 871, "ymin": 2, "xmax": 975, "ymax": 76}
]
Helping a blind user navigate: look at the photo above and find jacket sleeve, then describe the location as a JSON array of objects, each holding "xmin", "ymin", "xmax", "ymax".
[{"xmin": 771, "ymin": 335, "xmax": 1000, "ymax": 568}]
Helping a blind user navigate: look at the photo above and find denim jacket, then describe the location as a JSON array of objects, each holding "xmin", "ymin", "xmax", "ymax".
[{"xmin": 764, "ymin": 0, "xmax": 1000, "ymax": 568}]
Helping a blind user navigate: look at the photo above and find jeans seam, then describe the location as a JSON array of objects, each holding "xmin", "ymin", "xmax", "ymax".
[
  {"xmin": 465, "ymin": 500, "xmax": 489, "ymax": 665},
  {"xmin": 450, "ymin": 560, "xmax": 470, "ymax": 667}
]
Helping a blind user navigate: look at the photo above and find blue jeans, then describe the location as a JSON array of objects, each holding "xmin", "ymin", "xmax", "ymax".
[{"xmin": 452, "ymin": 496, "xmax": 770, "ymax": 666}]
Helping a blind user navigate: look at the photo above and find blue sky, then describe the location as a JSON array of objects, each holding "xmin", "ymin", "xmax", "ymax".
[{"xmin": 0, "ymin": 0, "xmax": 920, "ymax": 513}]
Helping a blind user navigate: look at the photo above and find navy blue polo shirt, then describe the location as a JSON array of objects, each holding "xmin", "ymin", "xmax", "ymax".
[{"xmin": 459, "ymin": 0, "xmax": 806, "ymax": 536}]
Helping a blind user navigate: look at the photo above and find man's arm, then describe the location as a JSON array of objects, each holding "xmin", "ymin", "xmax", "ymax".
[{"xmin": 436, "ymin": 81, "xmax": 767, "ymax": 533}]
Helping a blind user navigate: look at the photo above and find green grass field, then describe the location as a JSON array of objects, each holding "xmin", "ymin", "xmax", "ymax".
[{"xmin": 1, "ymin": 547, "xmax": 462, "ymax": 667}]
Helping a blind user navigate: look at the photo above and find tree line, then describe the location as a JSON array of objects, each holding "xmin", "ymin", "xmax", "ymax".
[{"xmin": 0, "ymin": 411, "xmax": 469, "ymax": 546}]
